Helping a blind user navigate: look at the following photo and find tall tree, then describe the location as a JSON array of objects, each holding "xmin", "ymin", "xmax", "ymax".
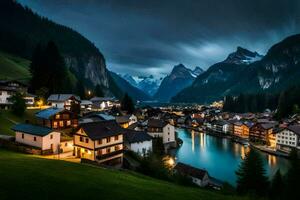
[
  {"xmin": 269, "ymin": 169, "xmax": 284, "ymax": 200},
  {"xmin": 285, "ymin": 149, "xmax": 300, "ymax": 199},
  {"xmin": 9, "ymin": 92, "xmax": 26, "ymax": 116},
  {"xmin": 94, "ymin": 84, "xmax": 104, "ymax": 97},
  {"xmin": 236, "ymin": 150, "xmax": 269, "ymax": 196},
  {"xmin": 121, "ymin": 93, "xmax": 135, "ymax": 114}
]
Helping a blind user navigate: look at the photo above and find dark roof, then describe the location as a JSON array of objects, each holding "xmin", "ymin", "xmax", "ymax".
[
  {"xmin": 90, "ymin": 97, "xmax": 116, "ymax": 102},
  {"xmin": 115, "ymin": 115, "xmax": 130, "ymax": 124},
  {"xmin": 148, "ymin": 119, "xmax": 167, "ymax": 128},
  {"xmin": 260, "ymin": 123, "xmax": 277, "ymax": 130},
  {"xmin": 12, "ymin": 124, "xmax": 53, "ymax": 136},
  {"xmin": 79, "ymin": 120, "xmax": 124, "ymax": 140},
  {"xmin": 174, "ymin": 162, "xmax": 208, "ymax": 180},
  {"xmin": 287, "ymin": 125, "xmax": 300, "ymax": 136},
  {"xmin": 35, "ymin": 107, "xmax": 65, "ymax": 119},
  {"xmin": 124, "ymin": 130, "xmax": 152, "ymax": 143},
  {"xmin": 47, "ymin": 94, "xmax": 80, "ymax": 102}
]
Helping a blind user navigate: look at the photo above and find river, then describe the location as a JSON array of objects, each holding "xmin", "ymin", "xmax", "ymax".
[{"xmin": 172, "ymin": 128, "xmax": 290, "ymax": 186}]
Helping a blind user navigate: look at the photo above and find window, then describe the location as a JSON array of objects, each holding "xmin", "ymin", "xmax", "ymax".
[
  {"xmin": 53, "ymin": 122, "xmax": 58, "ymax": 128},
  {"xmin": 22, "ymin": 133, "xmax": 24, "ymax": 139},
  {"xmin": 115, "ymin": 145, "xmax": 120, "ymax": 151},
  {"xmin": 65, "ymin": 143, "xmax": 68, "ymax": 147},
  {"xmin": 55, "ymin": 114, "xmax": 60, "ymax": 119},
  {"xmin": 85, "ymin": 138, "xmax": 89, "ymax": 143},
  {"xmin": 80, "ymin": 137, "xmax": 83, "ymax": 142},
  {"xmin": 107, "ymin": 147, "xmax": 111, "ymax": 153},
  {"xmin": 63, "ymin": 114, "xmax": 69, "ymax": 119},
  {"xmin": 59, "ymin": 121, "xmax": 64, "ymax": 127},
  {"xmin": 33, "ymin": 137, "xmax": 36, "ymax": 141},
  {"xmin": 106, "ymin": 137, "xmax": 111, "ymax": 143},
  {"xmin": 50, "ymin": 135, "xmax": 53, "ymax": 139},
  {"xmin": 98, "ymin": 139, "xmax": 102, "ymax": 145},
  {"xmin": 66, "ymin": 120, "xmax": 71, "ymax": 126},
  {"xmin": 114, "ymin": 135, "xmax": 118, "ymax": 141}
]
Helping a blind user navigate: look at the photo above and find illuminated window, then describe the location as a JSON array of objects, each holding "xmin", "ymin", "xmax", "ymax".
[
  {"xmin": 55, "ymin": 114, "xmax": 60, "ymax": 119},
  {"xmin": 53, "ymin": 122, "xmax": 58, "ymax": 128},
  {"xmin": 59, "ymin": 121, "xmax": 64, "ymax": 127},
  {"xmin": 66, "ymin": 120, "xmax": 71, "ymax": 126}
]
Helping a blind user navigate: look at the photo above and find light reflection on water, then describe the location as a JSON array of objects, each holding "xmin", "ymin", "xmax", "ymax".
[{"xmin": 172, "ymin": 128, "xmax": 290, "ymax": 186}]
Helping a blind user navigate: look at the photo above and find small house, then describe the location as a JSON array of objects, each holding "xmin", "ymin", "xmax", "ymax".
[
  {"xmin": 124, "ymin": 129, "xmax": 152, "ymax": 156},
  {"xmin": 47, "ymin": 94, "xmax": 81, "ymax": 110}
]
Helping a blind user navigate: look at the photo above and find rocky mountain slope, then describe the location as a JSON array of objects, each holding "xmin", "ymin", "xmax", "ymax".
[
  {"xmin": 110, "ymin": 72, "xmax": 152, "ymax": 101},
  {"xmin": 172, "ymin": 47, "xmax": 263, "ymax": 103},
  {"xmin": 154, "ymin": 64, "xmax": 203, "ymax": 102},
  {"xmin": 0, "ymin": 0, "xmax": 120, "ymax": 96}
]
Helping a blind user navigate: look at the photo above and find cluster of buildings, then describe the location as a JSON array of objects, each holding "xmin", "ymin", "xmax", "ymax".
[
  {"xmin": 7, "ymin": 92, "xmax": 176, "ymax": 167},
  {"xmin": 167, "ymin": 105, "xmax": 300, "ymax": 153}
]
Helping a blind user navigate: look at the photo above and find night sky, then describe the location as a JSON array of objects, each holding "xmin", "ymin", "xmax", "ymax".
[{"xmin": 19, "ymin": 0, "xmax": 300, "ymax": 76}]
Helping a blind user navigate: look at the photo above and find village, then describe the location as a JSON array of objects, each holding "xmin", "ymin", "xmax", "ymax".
[{"xmin": 1, "ymin": 79, "xmax": 300, "ymax": 189}]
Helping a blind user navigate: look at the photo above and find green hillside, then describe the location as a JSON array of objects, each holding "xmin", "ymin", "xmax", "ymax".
[
  {"xmin": 0, "ymin": 150, "xmax": 246, "ymax": 200},
  {"xmin": 0, "ymin": 52, "xmax": 31, "ymax": 81}
]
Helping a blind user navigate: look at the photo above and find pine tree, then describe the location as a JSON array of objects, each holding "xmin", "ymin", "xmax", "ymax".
[
  {"xmin": 95, "ymin": 84, "xmax": 104, "ymax": 97},
  {"xmin": 9, "ymin": 92, "xmax": 26, "ymax": 116},
  {"xmin": 236, "ymin": 150, "xmax": 269, "ymax": 196},
  {"xmin": 285, "ymin": 149, "xmax": 300, "ymax": 199},
  {"xmin": 269, "ymin": 169, "xmax": 284, "ymax": 200},
  {"xmin": 121, "ymin": 93, "xmax": 135, "ymax": 114}
]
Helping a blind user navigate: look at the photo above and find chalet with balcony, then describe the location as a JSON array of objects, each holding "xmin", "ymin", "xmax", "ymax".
[
  {"xmin": 35, "ymin": 107, "xmax": 78, "ymax": 129},
  {"xmin": 249, "ymin": 122, "xmax": 277, "ymax": 146},
  {"xmin": 47, "ymin": 94, "xmax": 81, "ymax": 110},
  {"xmin": 74, "ymin": 120, "xmax": 124, "ymax": 166},
  {"xmin": 233, "ymin": 121, "xmax": 254, "ymax": 138},
  {"xmin": 123, "ymin": 129, "xmax": 152, "ymax": 156},
  {"xmin": 147, "ymin": 119, "xmax": 176, "ymax": 146},
  {"xmin": 115, "ymin": 114, "xmax": 137, "ymax": 128}
]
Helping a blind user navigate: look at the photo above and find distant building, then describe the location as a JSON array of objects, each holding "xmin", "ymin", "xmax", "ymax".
[
  {"xmin": 249, "ymin": 122, "xmax": 277, "ymax": 146},
  {"xmin": 233, "ymin": 121, "xmax": 253, "ymax": 138},
  {"xmin": 47, "ymin": 94, "xmax": 81, "ymax": 110},
  {"xmin": 147, "ymin": 119, "xmax": 176, "ymax": 146},
  {"xmin": 124, "ymin": 129, "xmax": 152, "ymax": 156},
  {"xmin": 116, "ymin": 114, "xmax": 137, "ymax": 128},
  {"xmin": 90, "ymin": 97, "xmax": 120, "ymax": 110},
  {"xmin": 80, "ymin": 100, "xmax": 93, "ymax": 111},
  {"xmin": 0, "ymin": 80, "xmax": 35, "ymax": 108},
  {"xmin": 174, "ymin": 162, "xmax": 210, "ymax": 187},
  {"xmin": 35, "ymin": 107, "xmax": 78, "ymax": 129},
  {"xmin": 12, "ymin": 123, "xmax": 61, "ymax": 154},
  {"xmin": 74, "ymin": 120, "xmax": 124, "ymax": 166},
  {"xmin": 276, "ymin": 125, "xmax": 300, "ymax": 152}
]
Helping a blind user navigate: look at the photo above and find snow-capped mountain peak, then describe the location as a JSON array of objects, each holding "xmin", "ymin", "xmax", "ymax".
[{"xmin": 224, "ymin": 46, "xmax": 263, "ymax": 65}]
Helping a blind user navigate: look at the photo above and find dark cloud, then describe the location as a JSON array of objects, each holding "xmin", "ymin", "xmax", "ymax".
[{"xmin": 19, "ymin": 0, "xmax": 300, "ymax": 76}]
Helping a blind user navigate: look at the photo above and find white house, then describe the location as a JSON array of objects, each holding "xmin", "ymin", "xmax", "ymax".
[
  {"xmin": 147, "ymin": 119, "xmax": 176, "ymax": 145},
  {"xmin": 47, "ymin": 94, "xmax": 81, "ymax": 110},
  {"xmin": 276, "ymin": 125, "xmax": 300, "ymax": 152},
  {"xmin": 12, "ymin": 123, "xmax": 61, "ymax": 154},
  {"xmin": 90, "ymin": 97, "xmax": 120, "ymax": 110},
  {"xmin": 174, "ymin": 162, "xmax": 210, "ymax": 187},
  {"xmin": 80, "ymin": 100, "xmax": 93, "ymax": 111},
  {"xmin": 124, "ymin": 130, "xmax": 152, "ymax": 156}
]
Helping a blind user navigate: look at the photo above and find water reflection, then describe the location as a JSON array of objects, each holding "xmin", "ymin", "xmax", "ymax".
[{"xmin": 174, "ymin": 128, "xmax": 289, "ymax": 186}]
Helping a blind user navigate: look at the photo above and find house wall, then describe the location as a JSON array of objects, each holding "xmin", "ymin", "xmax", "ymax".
[
  {"xmin": 163, "ymin": 124, "xmax": 175, "ymax": 144},
  {"xmin": 94, "ymin": 134, "xmax": 123, "ymax": 149},
  {"xmin": 15, "ymin": 131, "xmax": 60, "ymax": 153},
  {"xmin": 50, "ymin": 102, "xmax": 65, "ymax": 108},
  {"xmin": 60, "ymin": 140, "xmax": 74, "ymax": 153},
  {"xmin": 74, "ymin": 129, "xmax": 95, "ymax": 149},
  {"xmin": 0, "ymin": 90, "xmax": 13, "ymax": 105},
  {"xmin": 276, "ymin": 129, "xmax": 298, "ymax": 148},
  {"xmin": 130, "ymin": 140, "xmax": 152, "ymax": 155}
]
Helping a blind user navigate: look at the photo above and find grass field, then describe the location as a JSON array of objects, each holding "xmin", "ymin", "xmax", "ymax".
[
  {"xmin": 0, "ymin": 109, "xmax": 38, "ymax": 136},
  {"xmin": 0, "ymin": 150, "xmax": 247, "ymax": 200},
  {"xmin": 0, "ymin": 52, "xmax": 31, "ymax": 81}
]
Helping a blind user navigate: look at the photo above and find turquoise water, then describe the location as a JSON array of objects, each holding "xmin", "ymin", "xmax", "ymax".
[{"xmin": 173, "ymin": 128, "xmax": 290, "ymax": 186}]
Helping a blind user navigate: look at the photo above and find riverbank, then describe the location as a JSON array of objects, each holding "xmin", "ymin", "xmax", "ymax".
[{"xmin": 250, "ymin": 143, "xmax": 289, "ymax": 158}]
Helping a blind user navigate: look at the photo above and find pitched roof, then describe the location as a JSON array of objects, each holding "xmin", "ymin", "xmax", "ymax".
[
  {"xmin": 47, "ymin": 94, "xmax": 80, "ymax": 102},
  {"xmin": 35, "ymin": 107, "xmax": 65, "ymax": 119},
  {"xmin": 124, "ymin": 130, "xmax": 152, "ymax": 143},
  {"xmin": 90, "ymin": 97, "xmax": 116, "ymax": 102},
  {"xmin": 148, "ymin": 119, "xmax": 167, "ymax": 128},
  {"xmin": 80, "ymin": 100, "xmax": 92, "ymax": 105},
  {"xmin": 116, "ymin": 115, "xmax": 130, "ymax": 124},
  {"xmin": 260, "ymin": 123, "xmax": 277, "ymax": 130},
  {"xmin": 287, "ymin": 125, "xmax": 300, "ymax": 136},
  {"xmin": 79, "ymin": 120, "xmax": 124, "ymax": 140},
  {"xmin": 12, "ymin": 123, "xmax": 53, "ymax": 136},
  {"xmin": 174, "ymin": 162, "xmax": 208, "ymax": 180}
]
